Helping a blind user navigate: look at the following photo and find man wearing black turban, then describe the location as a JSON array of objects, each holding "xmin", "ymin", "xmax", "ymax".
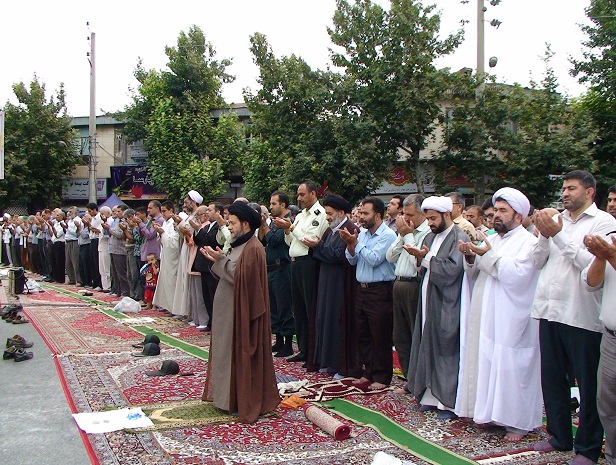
[
  {"xmin": 304, "ymin": 195, "xmax": 362, "ymax": 378},
  {"xmin": 201, "ymin": 201, "xmax": 279, "ymax": 423}
]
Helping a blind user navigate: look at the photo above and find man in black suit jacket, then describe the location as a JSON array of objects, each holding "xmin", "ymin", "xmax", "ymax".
[{"xmin": 193, "ymin": 203, "xmax": 224, "ymax": 332}]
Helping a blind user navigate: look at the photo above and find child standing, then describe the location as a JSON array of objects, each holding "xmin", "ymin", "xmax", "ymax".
[{"xmin": 140, "ymin": 253, "xmax": 159, "ymax": 310}]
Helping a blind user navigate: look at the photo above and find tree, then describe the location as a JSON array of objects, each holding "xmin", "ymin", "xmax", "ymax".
[
  {"xmin": 571, "ymin": 0, "xmax": 616, "ymax": 200},
  {"xmin": 1, "ymin": 77, "xmax": 79, "ymax": 210},
  {"xmin": 432, "ymin": 75, "xmax": 507, "ymax": 201},
  {"xmin": 435, "ymin": 49, "xmax": 596, "ymax": 208},
  {"xmin": 328, "ymin": 0, "xmax": 463, "ymax": 193},
  {"xmin": 243, "ymin": 0, "xmax": 462, "ymax": 205},
  {"xmin": 121, "ymin": 26, "xmax": 245, "ymax": 201},
  {"xmin": 244, "ymin": 33, "xmax": 386, "ymax": 204}
]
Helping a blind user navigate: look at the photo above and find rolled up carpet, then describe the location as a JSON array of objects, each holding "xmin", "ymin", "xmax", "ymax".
[{"xmin": 304, "ymin": 404, "xmax": 351, "ymax": 440}]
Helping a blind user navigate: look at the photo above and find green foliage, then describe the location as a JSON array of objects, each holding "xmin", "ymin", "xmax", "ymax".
[
  {"xmin": 1, "ymin": 77, "xmax": 79, "ymax": 210},
  {"xmin": 328, "ymin": 0, "xmax": 463, "ymax": 192},
  {"xmin": 244, "ymin": 32, "xmax": 354, "ymax": 203},
  {"xmin": 435, "ymin": 48, "xmax": 596, "ymax": 207},
  {"xmin": 120, "ymin": 25, "xmax": 242, "ymax": 201},
  {"xmin": 570, "ymin": 0, "xmax": 616, "ymax": 199},
  {"xmin": 243, "ymin": 0, "xmax": 463, "ymax": 202}
]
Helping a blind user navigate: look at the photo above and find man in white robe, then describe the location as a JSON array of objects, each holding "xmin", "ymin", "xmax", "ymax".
[
  {"xmin": 153, "ymin": 200, "xmax": 180, "ymax": 313},
  {"xmin": 457, "ymin": 187, "xmax": 542, "ymax": 441},
  {"xmin": 172, "ymin": 190, "xmax": 206, "ymax": 324}
]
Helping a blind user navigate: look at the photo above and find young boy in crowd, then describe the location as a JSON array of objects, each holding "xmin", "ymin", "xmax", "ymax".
[{"xmin": 140, "ymin": 253, "xmax": 159, "ymax": 310}]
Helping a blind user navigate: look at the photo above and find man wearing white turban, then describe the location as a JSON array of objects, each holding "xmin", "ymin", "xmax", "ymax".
[
  {"xmin": 457, "ymin": 187, "xmax": 542, "ymax": 441},
  {"xmin": 405, "ymin": 196, "xmax": 468, "ymax": 419},
  {"xmin": 172, "ymin": 191, "xmax": 207, "ymax": 326}
]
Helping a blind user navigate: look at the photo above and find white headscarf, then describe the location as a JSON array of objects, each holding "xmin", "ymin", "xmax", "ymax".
[
  {"xmin": 187, "ymin": 190, "xmax": 203, "ymax": 205},
  {"xmin": 421, "ymin": 196, "xmax": 453, "ymax": 213},
  {"xmin": 492, "ymin": 187, "xmax": 531, "ymax": 218}
]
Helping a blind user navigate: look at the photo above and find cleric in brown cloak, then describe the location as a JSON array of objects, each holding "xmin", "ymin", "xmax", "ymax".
[{"xmin": 200, "ymin": 201, "xmax": 280, "ymax": 423}]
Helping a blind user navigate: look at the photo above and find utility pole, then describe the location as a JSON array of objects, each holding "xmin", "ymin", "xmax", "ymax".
[
  {"xmin": 477, "ymin": 0, "xmax": 485, "ymax": 96},
  {"xmin": 88, "ymin": 31, "xmax": 97, "ymax": 204}
]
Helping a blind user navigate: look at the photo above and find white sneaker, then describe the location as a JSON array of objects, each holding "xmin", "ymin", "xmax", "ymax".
[
  {"xmin": 196, "ymin": 325, "xmax": 207, "ymax": 330},
  {"xmin": 188, "ymin": 321, "xmax": 196, "ymax": 326},
  {"xmin": 172, "ymin": 315, "xmax": 184, "ymax": 319}
]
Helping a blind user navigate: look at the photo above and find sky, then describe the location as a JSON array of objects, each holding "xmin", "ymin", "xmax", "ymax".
[{"xmin": 0, "ymin": 0, "xmax": 592, "ymax": 117}]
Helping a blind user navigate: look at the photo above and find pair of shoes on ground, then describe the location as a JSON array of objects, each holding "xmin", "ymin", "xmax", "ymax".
[
  {"xmin": 6, "ymin": 335, "xmax": 34, "ymax": 348},
  {"xmin": 3, "ymin": 345, "xmax": 34, "ymax": 362},
  {"xmin": 2, "ymin": 307, "xmax": 28, "ymax": 324}
]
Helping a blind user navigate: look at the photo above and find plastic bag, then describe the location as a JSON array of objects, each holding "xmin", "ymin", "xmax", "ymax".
[{"xmin": 112, "ymin": 296, "xmax": 141, "ymax": 314}]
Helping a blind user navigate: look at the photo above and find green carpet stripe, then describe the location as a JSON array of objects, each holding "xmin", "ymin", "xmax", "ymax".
[
  {"xmin": 323, "ymin": 398, "xmax": 477, "ymax": 465},
  {"xmin": 129, "ymin": 326, "xmax": 209, "ymax": 360},
  {"xmin": 40, "ymin": 283, "xmax": 209, "ymax": 360}
]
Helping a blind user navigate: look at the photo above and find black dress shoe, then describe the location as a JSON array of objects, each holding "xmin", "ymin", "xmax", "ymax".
[{"xmin": 286, "ymin": 352, "xmax": 306, "ymax": 362}]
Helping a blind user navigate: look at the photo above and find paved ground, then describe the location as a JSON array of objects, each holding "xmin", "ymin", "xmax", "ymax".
[{"xmin": 0, "ymin": 281, "xmax": 91, "ymax": 465}]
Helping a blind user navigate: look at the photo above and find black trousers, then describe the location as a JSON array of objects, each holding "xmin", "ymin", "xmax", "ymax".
[
  {"xmin": 89, "ymin": 239, "xmax": 101, "ymax": 288},
  {"xmin": 200, "ymin": 270, "xmax": 218, "ymax": 327},
  {"xmin": 355, "ymin": 282, "xmax": 394, "ymax": 385},
  {"xmin": 290, "ymin": 257, "xmax": 317, "ymax": 355},
  {"xmin": 51, "ymin": 241, "xmax": 65, "ymax": 283},
  {"xmin": 269, "ymin": 265, "xmax": 294, "ymax": 337},
  {"xmin": 79, "ymin": 244, "xmax": 92, "ymax": 286},
  {"xmin": 539, "ymin": 319, "xmax": 603, "ymax": 462}
]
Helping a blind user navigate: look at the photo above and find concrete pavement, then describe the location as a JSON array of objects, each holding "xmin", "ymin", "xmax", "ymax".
[{"xmin": 0, "ymin": 283, "xmax": 92, "ymax": 465}]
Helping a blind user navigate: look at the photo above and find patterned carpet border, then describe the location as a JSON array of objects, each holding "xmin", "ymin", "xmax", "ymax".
[{"xmin": 13, "ymin": 279, "xmax": 605, "ymax": 465}]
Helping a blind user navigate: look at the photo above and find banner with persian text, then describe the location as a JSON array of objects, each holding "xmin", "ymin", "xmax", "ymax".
[{"xmin": 110, "ymin": 165, "xmax": 166, "ymax": 200}]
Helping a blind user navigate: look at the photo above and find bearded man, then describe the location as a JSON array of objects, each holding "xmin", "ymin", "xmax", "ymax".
[
  {"xmin": 173, "ymin": 190, "xmax": 206, "ymax": 323},
  {"xmin": 305, "ymin": 194, "xmax": 361, "ymax": 378},
  {"xmin": 201, "ymin": 202, "xmax": 279, "ymax": 423},
  {"xmin": 342, "ymin": 197, "xmax": 397, "ymax": 390},
  {"xmin": 405, "ymin": 196, "xmax": 468, "ymax": 419},
  {"xmin": 457, "ymin": 187, "xmax": 541, "ymax": 441}
]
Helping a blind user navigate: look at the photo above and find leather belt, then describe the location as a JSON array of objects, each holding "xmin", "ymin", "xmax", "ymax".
[
  {"xmin": 267, "ymin": 261, "xmax": 289, "ymax": 272},
  {"xmin": 359, "ymin": 281, "xmax": 392, "ymax": 289},
  {"xmin": 395, "ymin": 276, "xmax": 420, "ymax": 283},
  {"xmin": 290, "ymin": 255, "xmax": 310, "ymax": 262}
]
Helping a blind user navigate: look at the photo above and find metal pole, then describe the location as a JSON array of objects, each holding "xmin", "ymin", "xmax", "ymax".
[
  {"xmin": 88, "ymin": 32, "xmax": 97, "ymax": 204},
  {"xmin": 477, "ymin": 0, "xmax": 485, "ymax": 96}
]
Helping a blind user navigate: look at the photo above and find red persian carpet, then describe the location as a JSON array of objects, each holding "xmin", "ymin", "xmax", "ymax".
[{"xmin": 15, "ymin": 281, "xmax": 606, "ymax": 465}]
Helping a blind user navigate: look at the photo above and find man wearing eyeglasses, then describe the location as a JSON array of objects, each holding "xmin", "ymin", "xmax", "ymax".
[{"xmin": 446, "ymin": 192, "xmax": 476, "ymax": 241}]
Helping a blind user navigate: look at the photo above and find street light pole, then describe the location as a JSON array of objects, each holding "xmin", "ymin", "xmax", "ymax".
[
  {"xmin": 88, "ymin": 31, "xmax": 97, "ymax": 204},
  {"xmin": 477, "ymin": 0, "xmax": 485, "ymax": 96}
]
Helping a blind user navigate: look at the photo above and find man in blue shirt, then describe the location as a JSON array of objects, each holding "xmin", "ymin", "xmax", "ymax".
[{"xmin": 341, "ymin": 196, "xmax": 396, "ymax": 390}]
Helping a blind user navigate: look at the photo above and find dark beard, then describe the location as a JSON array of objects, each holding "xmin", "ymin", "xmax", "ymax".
[{"xmin": 430, "ymin": 213, "xmax": 447, "ymax": 234}]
